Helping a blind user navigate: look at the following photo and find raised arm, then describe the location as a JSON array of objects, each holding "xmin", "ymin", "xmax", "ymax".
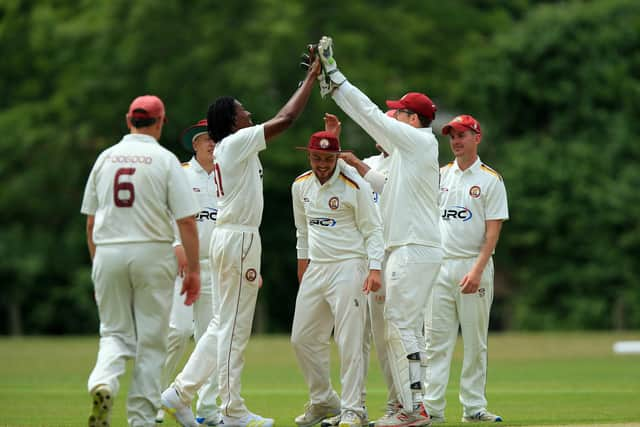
[{"xmin": 263, "ymin": 56, "xmax": 321, "ymax": 142}]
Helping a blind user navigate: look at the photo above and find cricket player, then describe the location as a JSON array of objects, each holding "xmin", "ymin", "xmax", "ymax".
[
  {"xmin": 317, "ymin": 36, "xmax": 442, "ymax": 427},
  {"xmin": 161, "ymin": 54, "xmax": 322, "ymax": 427},
  {"xmin": 321, "ymin": 112, "xmax": 395, "ymax": 427},
  {"xmin": 156, "ymin": 119, "xmax": 222, "ymax": 426},
  {"xmin": 81, "ymin": 95, "xmax": 201, "ymax": 427},
  {"xmin": 424, "ymin": 115, "xmax": 508, "ymax": 423},
  {"xmin": 291, "ymin": 129, "xmax": 384, "ymax": 427}
]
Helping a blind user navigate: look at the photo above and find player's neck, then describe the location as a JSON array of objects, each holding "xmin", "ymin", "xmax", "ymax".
[
  {"xmin": 195, "ymin": 156, "xmax": 215, "ymax": 174},
  {"xmin": 456, "ymin": 154, "xmax": 478, "ymax": 171}
]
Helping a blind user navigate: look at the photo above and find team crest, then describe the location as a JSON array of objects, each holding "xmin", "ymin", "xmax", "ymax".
[
  {"xmin": 469, "ymin": 185, "xmax": 481, "ymax": 198},
  {"xmin": 328, "ymin": 196, "xmax": 340, "ymax": 210},
  {"xmin": 478, "ymin": 288, "xmax": 486, "ymax": 297},
  {"xmin": 319, "ymin": 138, "xmax": 330, "ymax": 149},
  {"xmin": 245, "ymin": 268, "xmax": 257, "ymax": 282}
]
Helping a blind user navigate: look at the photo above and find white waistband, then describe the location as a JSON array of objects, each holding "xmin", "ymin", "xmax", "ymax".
[{"xmin": 216, "ymin": 224, "xmax": 259, "ymax": 233}]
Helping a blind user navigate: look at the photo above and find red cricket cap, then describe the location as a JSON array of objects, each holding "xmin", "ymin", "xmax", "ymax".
[
  {"xmin": 442, "ymin": 114, "xmax": 482, "ymax": 136},
  {"xmin": 386, "ymin": 92, "xmax": 437, "ymax": 121},
  {"xmin": 127, "ymin": 95, "xmax": 167, "ymax": 123},
  {"xmin": 296, "ymin": 131, "xmax": 342, "ymax": 152}
]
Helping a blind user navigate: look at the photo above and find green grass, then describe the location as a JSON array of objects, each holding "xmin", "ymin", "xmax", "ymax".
[{"xmin": 1, "ymin": 333, "xmax": 639, "ymax": 426}]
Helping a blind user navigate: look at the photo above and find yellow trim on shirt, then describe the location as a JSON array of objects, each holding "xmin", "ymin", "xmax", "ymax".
[
  {"xmin": 294, "ymin": 171, "xmax": 313, "ymax": 183},
  {"xmin": 339, "ymin": 173, "xmax": 360, "ymax": 190},
  {"xmin": 181, "ymin": 162, "xmax": 191, "ymax": 168},
  {"xmin": 480, "ymin": 164, "xmax": 503, "ymax": 181}
]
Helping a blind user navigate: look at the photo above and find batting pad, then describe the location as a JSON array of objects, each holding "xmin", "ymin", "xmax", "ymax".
[{"xmin": 386, "ymin": 322, "xmax": 412, "ymax": 411}]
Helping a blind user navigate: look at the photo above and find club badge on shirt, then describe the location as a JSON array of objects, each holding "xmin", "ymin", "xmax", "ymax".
[
  {"xmin": 245, "ymin": 268, "xmax": 257, "ymax": 282},
  {"xmin": 469, "ymin": 185, "xmax": 481, "ymax": 198},
  {"xmin": 328, "ymin": 197, "xmax": 340, "ymax": 210}
]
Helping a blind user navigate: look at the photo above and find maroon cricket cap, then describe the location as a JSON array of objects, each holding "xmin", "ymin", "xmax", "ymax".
[
  {"xmin": 296, "ymin": 131, "xmax": 342, "ymax": 152},
  {"xmin": 127, "ymin": 95, "xmax": 167, "ymax": 123},
  {"xmin": 442, "ymin": 114, "xmax": 482, "ymax": 136},
  {"xmin": 386, "ymin": 92, "xmax": 437, "ymax": 121}
]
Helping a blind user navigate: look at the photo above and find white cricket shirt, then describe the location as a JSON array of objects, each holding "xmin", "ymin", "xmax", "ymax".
[
  {"xmin": 292, "ymin": 160, "xmax": 384, "ymax": 270},
  {"xmin": 439, "ymin": 157, "xmax": 509, "ymax": 258},
  {"xmin": 333, "ymin": 82, "xmax": 441, "ymax": 250},
  {"xmin": 81, "ymin": 133, "xmax": 199, "ymax": 245},
  {"xmin": 363, "ymin": 153, "xmax": 391, "ymax": 202},
  {"xmin": 182, "ymin": 157, "xmax": 218, "ymax": 260},
  {"xmin": 212, "ymin": 124, "xmax": 266, "ymax": 228}
]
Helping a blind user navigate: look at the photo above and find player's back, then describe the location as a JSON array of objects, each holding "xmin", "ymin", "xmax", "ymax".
[
  {"xmin": 213, "ymin": 125, "xmax": 266, "ymax": 228},
  {"xmin": 84, "ymin": 134, "xmax": 194, "ymax": 245}
]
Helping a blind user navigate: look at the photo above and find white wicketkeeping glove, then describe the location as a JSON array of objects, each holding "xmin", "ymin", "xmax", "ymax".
[
  {"xmin": 318, "ymin": 36, "xmax": 346, "ymax": 87},
  {"xmin": 318, "ymin": 68, "xmax": 334, "ymax": 98}
]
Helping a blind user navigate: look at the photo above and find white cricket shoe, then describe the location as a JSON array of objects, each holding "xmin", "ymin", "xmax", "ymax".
[
  {"xmin": 321, "ymin": 407, "xmax": 369, "ymax": 427},
  {"xmin": 196, "ymin": 414, "xmax": 224, "ymax": 426},
  {"xmin": 462, "ymin": 410, "xmax": 503, "ymax": 423},
  {"xmin": 155, "ymin": 408, "xmax": 166, "ymax": 423},
  {"xmin": 295, "ymin": 394, "xmax": 341, "ymax": 427},
  {"xmin": 223, "ymin": 411, "xmax": 275, "ymax": 427},
  {"xmin": 374, "ymin": 402, "xmax": 431, "ymax": 427},
  {"xmin": 88, "ymin": 385, "xmax": 113, "ymax": 427},
  {"xmin": 161, "ymin": 386, "xmax": 198, "ymax": 427},
  {"xmin": 338, "ymin": 410, "xmax": 361, "ymax": 427}
]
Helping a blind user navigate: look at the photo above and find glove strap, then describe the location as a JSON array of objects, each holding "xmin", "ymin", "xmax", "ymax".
[{"xmin": 327, "ymin": 69, "xmax": 346, "ymax": 85}]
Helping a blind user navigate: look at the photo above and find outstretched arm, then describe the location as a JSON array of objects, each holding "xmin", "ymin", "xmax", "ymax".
[{"xmin": 263, "ymin": 56, "xmax": 321, "ymax": 142}]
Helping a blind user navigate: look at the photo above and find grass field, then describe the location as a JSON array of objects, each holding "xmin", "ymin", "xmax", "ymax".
[{"xmin": 1, "ymin": 332, "xmax": 639, "ymax": 427}]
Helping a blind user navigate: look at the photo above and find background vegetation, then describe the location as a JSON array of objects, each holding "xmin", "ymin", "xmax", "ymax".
[{"xmin": 1, "ymin": 0, "xmax": 639, "ymax": 334}]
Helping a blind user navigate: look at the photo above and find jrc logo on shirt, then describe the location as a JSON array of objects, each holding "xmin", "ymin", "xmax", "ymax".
[
  {"xmin": 196, "ymin": 207, "xmax": 217, "ymax": 222},
  {"xmin": 309, "ymin": 217, "xmax": 337, "ymax": 227},
  {"xmin": 442, "ymin": 206, "xmax": 473, "ymax": 222}
]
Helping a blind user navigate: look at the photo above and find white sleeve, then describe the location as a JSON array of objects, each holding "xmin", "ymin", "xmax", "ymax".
[
  {"xmin": 353, "ymin": 179, "xmax": 384, "ymax": 270},
  {"xmin": 363, "ymin": 169, "xmax": 387, "ymax": 194},
  {"xmin": 486, "ymin": 178, "xmax": 509, "ymax": 221},
  {"xmin": 332, "ymin": 81, "xmax": 429, "ymax": 154},
  {"xmin": 220, "ymin": 124, "xmax": 266, "ymax": 163},
  {"xmin": 80, "ymin": 156, "xmax": 101, "ymax": 215},
  {"xmin": 292, "ymin": 181, "xmax": 309, "ymax": 259},
  {"xmin": 167, "ymin": 155, "xmax": 200, "ymax": 220}
]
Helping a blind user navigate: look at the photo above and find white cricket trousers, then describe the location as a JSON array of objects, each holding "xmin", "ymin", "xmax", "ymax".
[
  {"xmin": 363, "ymin": 275, "xmax": 395, "ymax": 406},
  {"xmin": 424, "ymin": 257, "xmax": 494, "ymax": 418},
  {"xmin": 384, "ymin": 244, "xmax": 442, "ymax": 411},
  {"xmin": 291, "ymin": 258, "xmax": 367, "ymax": 415},
  {"xmin": 174, "ymin": 225, "xmax": 261, "ymax": 419},
  {"xmin": 162, "ymin": 259, "xmax": 220, "ymax": 419},
  {"xmin": 88, "ymin": 242, "xmax": 176, "ymax": 427}
]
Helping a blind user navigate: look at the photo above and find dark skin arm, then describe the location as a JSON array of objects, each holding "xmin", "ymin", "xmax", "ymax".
[{"xmin": 263, "ymin": 56, "xmax": 321, "ymax": 142}]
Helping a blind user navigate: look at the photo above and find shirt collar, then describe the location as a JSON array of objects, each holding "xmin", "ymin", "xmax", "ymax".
[
  {"xmin": 188, "ymin": 156, "xmax": 207, "ymax": 174},
  {"xmin": 453, "ymin": 156, "xmax": 482, "ymax": 174},
  {"xmin": 123, "ymin": 133, "xmax": 159, "ymax": 144}
]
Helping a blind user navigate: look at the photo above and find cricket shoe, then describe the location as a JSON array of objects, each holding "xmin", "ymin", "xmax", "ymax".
[
  {"xmin": 88, "ymin": 385, "xmax": 113, "ymax": 427},
  {"xmin": 374, "ymin": 403, "xmax": 430, "ymax": 427},
  {"xmin": 196, "ymin": 414, "xmax": 224, "ymax": 426},
  {"xmin": 155, "ymin": 408, "xmax": 166, "ymax": 423},
  {"xmin": 462, "ymin": 410, "xmax": 503, "ymax": 423},
  {"xmin": 321, "ymin": 406, "xmax": 370, "ymax": 427},
  {"xmin": 295, "ymin": 393, "xmax": 341, "ymax": 427},
  {"xmin": 338, "ymin": 410, "xmax": 362, "ymax": 427},
  {"xmin": 223, "ymin": 411, "xmax": 274, "ymax": 427},
  {"xmin": 161, "ymin": 386, "xmax": 198, "ymax": 427}
]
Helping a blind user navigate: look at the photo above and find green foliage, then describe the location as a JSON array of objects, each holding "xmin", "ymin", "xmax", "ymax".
[
  {"xmin": 455, "ymin": 0, "xmax": 640, "ymax": 329},
  {"xmin": 1, "ymin": 0, "xmax": 636, "ymax": 333}
]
